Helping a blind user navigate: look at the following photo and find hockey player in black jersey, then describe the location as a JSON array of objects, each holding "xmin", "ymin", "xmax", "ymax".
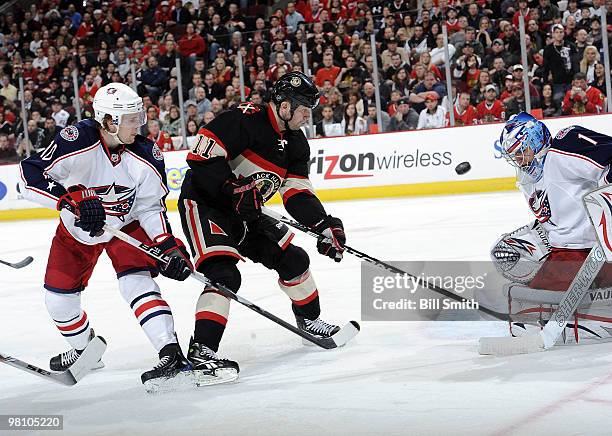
[{"xmin": 178, "ymin": 72, "xmax": 347, "ymax": 380}]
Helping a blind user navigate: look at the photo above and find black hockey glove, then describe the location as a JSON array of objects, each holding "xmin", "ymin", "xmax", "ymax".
[
  {"xmin": 151, "ymin": 234, "xmax": 193, "ymax": 281},
  {"xmin": 222, "ymin": 176, "xmax": 263, "ymax": 223},
  {"xmin": 312, "ymin": 216, "xmax": 346, "ymax": 262},
  {"xmin": 57, "ymin": 184, "xmax": 106, "ymax": 237}
]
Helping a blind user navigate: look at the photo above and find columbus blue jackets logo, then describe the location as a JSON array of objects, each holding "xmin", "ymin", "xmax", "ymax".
[
  {"xmin": 152, "ymin": 144, "xmax": 163, "ymax": 161},
  {"xmin": 555, "ymin": 126, "xmax": 575, "ymax": 139},
  {"xmin": 60, "ymin": 126, "xmax": 79, "ymax": 141},
  {"xmin": 529, "ymin": 190, "xmax": 555, "ymax": 225},
  {"xmin": 94, "ymin": 183, "xmax": 136, "ymax": 220}
]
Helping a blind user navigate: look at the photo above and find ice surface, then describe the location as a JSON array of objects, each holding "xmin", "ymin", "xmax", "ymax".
[{"xmin": 2, "ymin": 192, "xmax": 612, "ymax": 436}]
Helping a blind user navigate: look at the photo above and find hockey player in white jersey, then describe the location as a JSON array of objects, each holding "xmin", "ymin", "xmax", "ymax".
[
  {"xmin": 491, "ymin": 112, "xmax": 612, "ymax": 343},
  {"xmin": 19, "ymin": 83, "xmax": 194, "ymax": 390}
]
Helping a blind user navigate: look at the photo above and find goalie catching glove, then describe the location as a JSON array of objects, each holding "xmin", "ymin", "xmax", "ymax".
[
  {"xmin": 57, "ymin": 184, "xmax": 106, "ymax": 237},
  {"xmin": 151, "ymin": 234, "xmax": 193, "ymax": 281},
  {"xmin": 312, "ymin": 215, "xmax": 346, "ymax": 262}
]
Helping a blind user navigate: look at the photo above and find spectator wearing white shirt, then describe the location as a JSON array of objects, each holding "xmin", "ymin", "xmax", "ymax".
[
  {"xmin": 51, "ymin": 100, "xmax": 70, "ymax": 128},
  {"xmin": 417, "ymin": 92, "xmax": 447, "ymax": 129},
  {"xmin": 32, "ymin": 48, "xmax": 49, "ymax": 70}
]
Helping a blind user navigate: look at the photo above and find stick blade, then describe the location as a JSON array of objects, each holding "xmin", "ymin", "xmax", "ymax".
[
  {"xmin": 14, "ymin": 256, "xmax": 34, "ymax": 268},
  {"xmin": 67, "ymin": 336, "xmax": 107, "ymax": 383},
  {"xmin": 330, "ymin": 321, "xmax": 360, "ymax": 348},
  {"xmin": 478, "ymin": 333, "xmax": 544, "ymax": 356}
]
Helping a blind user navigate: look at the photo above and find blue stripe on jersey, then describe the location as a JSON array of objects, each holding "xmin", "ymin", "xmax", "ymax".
[
  {"xmin": 139, "ymin": 310, "xmax": 173, "ymax": 326},
  {"xmin": 129, "ymin": 291, "xmax": 163, "ymax": 309},
  {"xmin": 62, "ymin": 322, "xmax": 90, "ymax": 337},
  {"xmin": 44, "ymin": 284, "xmax": 86, "ymax": 294}
]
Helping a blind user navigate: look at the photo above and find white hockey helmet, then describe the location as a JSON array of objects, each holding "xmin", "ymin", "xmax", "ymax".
[{"xmin": 93, "ymin": 83, "xmax": 146, "ymax": 128}]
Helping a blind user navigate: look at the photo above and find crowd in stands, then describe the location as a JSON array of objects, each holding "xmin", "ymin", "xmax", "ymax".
[{"xmin": 0, "ymin": 0, "xmax": 611, "ymax": 162}]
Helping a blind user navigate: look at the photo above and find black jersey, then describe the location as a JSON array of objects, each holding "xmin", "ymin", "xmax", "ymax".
[{"xmin": 181, "ymin": 102, "xmax": 326, "ymax": 226}]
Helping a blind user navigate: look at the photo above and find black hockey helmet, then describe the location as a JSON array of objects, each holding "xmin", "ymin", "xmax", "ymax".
[{"xmin": 271, "ymin": 71, "xmax": 320, "ymax": 111}]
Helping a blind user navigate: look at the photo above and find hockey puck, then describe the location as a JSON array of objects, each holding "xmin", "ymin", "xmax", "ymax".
[{"xmin": 455, "ymin": 161, "xmax": 471, "ymax": 175}]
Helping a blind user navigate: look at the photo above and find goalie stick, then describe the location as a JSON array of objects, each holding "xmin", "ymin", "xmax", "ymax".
[
  {"xmin": 0, "ymin": 256, "xmax": 33, "ymax": 269},
  {"xmin": 102, "ymin": 225, "xmax": 359, "ymax": 350},
  {"xmin": 0, "ymin": 336, "xmax": 107, "ymax": 386},
  {"xmin": 261, "ymin": 207, "xmax": 510, "ymax": 321}
]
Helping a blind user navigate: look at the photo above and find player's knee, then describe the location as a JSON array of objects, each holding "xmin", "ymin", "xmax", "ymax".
[
  {"xmin": 199, "ymin": 257, "xmax": 242, "ymax": 292},
  {"xmin": 118, "ymin": 271, "xmax": 160, "ymax": 302},
  {"xmin": 277, "ymin": 245, "xmax": 310, "ymax": 281},
  {"xmin": 45, "ymin": 290, "xmax": 81, "ymax": 319}
]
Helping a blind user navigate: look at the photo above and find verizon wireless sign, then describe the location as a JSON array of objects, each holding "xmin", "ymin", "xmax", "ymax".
[{"xmin": 2, "ymin": 113, "xmax": 612, "ymax": 212}]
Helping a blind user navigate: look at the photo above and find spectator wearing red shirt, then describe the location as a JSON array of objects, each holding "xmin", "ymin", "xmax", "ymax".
[
  {"xmin": 447, "ymin": 92, "xmax": 478, "ymax": 126},
  {"xmin": 562, "ymin": 72, "xmax": 605, "ymax": 115},
  {"xmin": 155, "ymin": 1, "xmax": 173, "ymax": 24},
  {"xmin": 315, "ymin": 54, "xmax": 341, "ymax": 88},
  {"xmin": 147, "ymin": 119, "xmax": 174, "ymax": 151},
  {"xmin": 178, "ymin": 23, "xmax": 206, "ymax": 58},
  {"xmin": 476, "ymin": 84, "xmax": 506, "ymax": 123},
  {"xmin": 79, "ymin": 74, "xmax": 99, "ymax": 105},
  {"xmin": 75, "ymin": 13, "xmax": 94, "ymax": 40}
]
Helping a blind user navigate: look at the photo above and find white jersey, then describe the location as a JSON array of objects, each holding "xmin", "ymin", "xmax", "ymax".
[
  {"xmin": 20, "ymin": 119, "xmax": 170, "ymax": 245},
  {"xmin": 518, "ymin": 125, "xmax": 612, "ymax": 249}
]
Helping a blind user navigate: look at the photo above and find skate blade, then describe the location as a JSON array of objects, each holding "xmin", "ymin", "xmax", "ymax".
[
  {"xmin": 143, "ymin": 369, "xmax": 239, "ymax": 394},
  {"xmin": 193, "ymin": 368, "xmax": 239, "ymax": 387}
]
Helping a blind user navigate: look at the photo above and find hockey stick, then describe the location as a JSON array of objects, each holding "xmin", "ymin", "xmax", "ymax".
[
  {"xmin": 102, "ymin": 225, "xmax": 359, "ymax": 350},
  {"xmin": 0, "ymin": 256, "xmax": 33, "ymax": 269},
  {"xmin": 0, "ymin": 336, "xmax": 107, "ymax": 386},
  {"xmin": 261, "ymin": 207, "xmax": 510, "ymax": 321}
]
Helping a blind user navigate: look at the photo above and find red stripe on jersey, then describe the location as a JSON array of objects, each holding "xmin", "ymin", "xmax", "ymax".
[
  {"xmin": 196, "ymin": 128, "xmax": 228, "ymax": 152},
  {"xmin": 195, "ymin": 310, "xmax": 228, "ymax": 326},
  {"xmin": 280, "ymin": 271, "xmax": 310, "ymax": 287},
  {"xmin": 44, "ymin": 142, "xmax": 100, "ymax": 172},
  {"xmin": 19, "ymin": 165, "xmax": 61, "ymax": 202},
  {"xmin": 134, "ymin": 299, "xmax": 169, "ymax": 318},
  {"xmin": 187, "ymin": 200, "xmax": 205, "ymax": 258},
  {"xmin": 57, "ymin": 312, "xmax": 88, "ymax": 331},
  {"xmin": 242, "ymin": 149, "xmax": 287, "ymax": 177},
  {"xmin": 267, "ymin": 104, "xmax": 281, "ymax": 135},
  {"xmin": 292, "ymin": 290, "xmax": 319, "ymax": 306},
  {"xmin": 280, "ymin": 233, "xmax": 295, "ymax": 250},
  {"xmin": 282, "ymin": 188, "xmax": 313, "ymax": 202},
  {"xmin": 548, "ymin": 148, "xmax": 605, "ymax": 169}
]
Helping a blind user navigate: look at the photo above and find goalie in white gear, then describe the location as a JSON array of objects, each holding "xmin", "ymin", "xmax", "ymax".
[{"xmin": 490, "ymin": 112, "xmax": 612, "ymax": 344}]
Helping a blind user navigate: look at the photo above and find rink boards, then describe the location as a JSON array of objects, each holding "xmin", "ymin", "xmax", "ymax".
[{"xmin": 1, "ymin": 113, "xmax": 611, "ymax": 221}]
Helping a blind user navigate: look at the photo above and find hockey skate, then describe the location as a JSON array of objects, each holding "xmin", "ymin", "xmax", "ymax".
[
  {"xmin": 295, "ymin": 315, "xmax": 341, "ymax": 347},
  {"xmin": 141, "ymin": 343, "xmax": 194, "ymax": 394},
  {"xmin": 187, "ymin": 337, "xmax": 239, "ymax": 386},
  {"xmin": 50, "ymin": 329, "xmax": 105, "ymax": 372}
]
